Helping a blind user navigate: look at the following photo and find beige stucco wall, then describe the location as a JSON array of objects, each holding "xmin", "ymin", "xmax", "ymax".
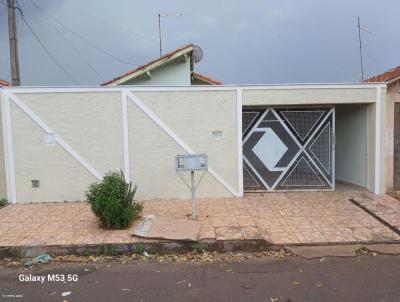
[
  {"xmin": 8, "ymin": 89, "xmax": 239, "ymax": 202},
  {"xmin": 0, "ymin": 92, "xmax": 6, "ymax": 199},
  {"xmin": 12, "ymin": 92, "xmax": 123, "ymax": 202},
  {"xmin": 2, "ymin": 84, "xmax": 389, "ymax": 202},
  {"xmin": 379, "ymin": 87, "xmax": 388, "ymax": 194},
  {"xmin": 129, "ymin": 90, "xmax": 239, "ymax": 199},
  {"xmin": 243, "ymin": 87, "xmax": 377, "ymax": 106}
]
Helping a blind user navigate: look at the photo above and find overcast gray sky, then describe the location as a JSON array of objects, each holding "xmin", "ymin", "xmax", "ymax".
[{"xmin": 0, "ymin": 0, "xmax": 399, "ymax": 86}]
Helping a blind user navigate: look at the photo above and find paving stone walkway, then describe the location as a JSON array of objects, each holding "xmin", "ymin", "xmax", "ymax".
[{"xmin": 1, "ymin": 191, "xmax": 400, "ymax": 247}]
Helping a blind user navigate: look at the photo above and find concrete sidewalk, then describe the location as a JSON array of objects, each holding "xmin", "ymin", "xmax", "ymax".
[{"xmin": 1, "ymin": 191, "xmax": 400, "ymax": 253}]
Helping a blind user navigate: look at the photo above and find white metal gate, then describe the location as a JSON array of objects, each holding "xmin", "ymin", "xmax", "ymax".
[{"xmin": 242, "ymin": 107, "xmax": 335, "ymax": 191}]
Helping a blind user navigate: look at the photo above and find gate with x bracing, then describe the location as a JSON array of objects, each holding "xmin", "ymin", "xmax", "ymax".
[{"xmin": 242, "ymin": 107, "xmax": 335, "ymax": 191}]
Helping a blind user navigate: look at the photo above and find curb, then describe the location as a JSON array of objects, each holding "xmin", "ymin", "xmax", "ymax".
[
  {"xmin": 2, "ymin": 239, "xmax": 400, "ymax": 258},
  {"xmin": 0, "ymin": 239, "xmax": 271, "ymax": 258}
]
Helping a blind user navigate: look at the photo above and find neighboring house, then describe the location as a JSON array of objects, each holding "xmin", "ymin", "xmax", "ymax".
[
  {"xmin": 0, "ymin": 80, "xmax": 9, "ymax": 86},
  {"xmin": 366, "ymin": 66, "xmax": 400, "ymax": 190},
  {"xmin": 365, "ymin": 66, "xmax": 400, "ymax": 102},
  {"xmin": 101, "ymin": 44, "xmax": 221, "ymax": 86}
]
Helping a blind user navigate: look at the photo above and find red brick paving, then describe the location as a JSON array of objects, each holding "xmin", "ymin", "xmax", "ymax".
[{"xmin": 1, "ymin": 191, "xmax": 400, "ymax": 247}]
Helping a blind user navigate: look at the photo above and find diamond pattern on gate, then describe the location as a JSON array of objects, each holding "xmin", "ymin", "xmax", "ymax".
[
  {"xmin": 280, "ymin": 157, "xmax": 325, "ymax": 187},
  {"xmin": 280, "ymin": 110, "xmax": 325, "ymax": 141},
  {"xmin": 308, "ymin": 122, "xmax": 331, "ymax": 175},
  {"xmin": 243, "ymin": 107, "xmax": 334, "ymax": 191},
  {"xmin": 242, "ymin": 111, "xmax": 260, "ymax": 135}
]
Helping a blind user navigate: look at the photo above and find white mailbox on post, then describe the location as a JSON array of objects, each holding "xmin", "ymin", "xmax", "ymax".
[
  {"xmin": 175, "ymin": 154, "xmax": 208, "ymax": 219},
  {"xmin": 175, "ymin": 154, "xmax": 208, "ymax": 171}
]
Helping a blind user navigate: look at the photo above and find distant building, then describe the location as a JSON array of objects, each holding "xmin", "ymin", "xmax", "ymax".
[
  {"xmin": 0, "ymin": 80, "xmax": 9, "ymax": 86},
  {"xmin": 365, "ymin": 66, "xmax": 400, "ymax": 103},
  {"xmin": 101, "ymin": 44, "xmax": 221, "ymax": 86}
]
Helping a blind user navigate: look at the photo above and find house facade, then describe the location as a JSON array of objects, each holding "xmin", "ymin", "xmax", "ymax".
[
  {"xmin": 101, "ymin": 44, "xmax": 221, "ymax": 86},
  {"xmin": 0, "ymin": 83, "xmax": 389, "ymax": 203}
]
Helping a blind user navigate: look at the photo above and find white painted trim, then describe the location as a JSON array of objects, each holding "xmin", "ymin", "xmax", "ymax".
[
  {"xmin": 126, "ymin": 91, "xmax": 240, "ymax": 197},
  {"xmin": 2, "ymin": 83, "xmax": 386, "ymax": 94},
  {"xmin": 279, "ymin": 157, "xmax": 326, "ymax": 187},
  {"xmin": 332, "ymin": 108, "xmax": 336, "ymax": 190},
  {"xmin": 242, "ymin": 110, "xmax": 268, "ymax": 144},
  {"xmin": 9, "ymin": 93, "xmax": 103, "ymax": 181},
  {"xmin": 308, "ymin": 122, "xmax": 331, "ymax": 175},
  {"xmin": 375, "ymin": 87, "xmax": 382, "ymax": 194},
  {"xmin": 121, "ymin": 91, "xmax": 130, "ymax": 182},
  {"xmin": 301, "ymin": 109, "xmax": 335, "ymax": 188},
  {"xmin": 1, "ymin": 90, "xmax": 16, "ymax": 203},
  {"xmin": 243, "ymin": 156, "xmax": 271, "ymax": 190},
  {"xmin": 242, "ymin": 108, "xmax": 301, "ymax": 190},
  {"xmin": 9, "ymin": 94, "xmax": 53, "ymax": 133},
  {"xmin": 269, "ymin": 108, "xmax": 304, "ymax": 190},
  {"xmin": 126, "ymin": 92, "xmax": 194, "ymax": 152},
  {"xmin": 236, "ymin": 88, "xmax": 244, "ymax": 196},
  {"xmin": 55, "ymin": 135, "xmax": 103, "ymax": 181}
]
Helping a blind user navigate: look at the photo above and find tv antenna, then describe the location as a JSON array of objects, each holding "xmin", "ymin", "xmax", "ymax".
[
  {"xmin": 158, "ymin": 13, "xmax": 182, "ymax": 57},
  {"xmin": 357, "ymin": 16, "xmax": 372, "ymax": 81}
]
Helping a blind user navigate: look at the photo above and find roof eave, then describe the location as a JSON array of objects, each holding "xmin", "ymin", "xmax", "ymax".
[{"xmin": 102, "ymin": 44, "xmax": 194, "ymax": 86}]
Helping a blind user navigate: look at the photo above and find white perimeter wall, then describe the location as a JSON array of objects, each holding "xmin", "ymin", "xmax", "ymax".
[
  {"xmin": 0, "ymin": 84, "xmax": 388, "ymax": 203},
  {"xmin": 3, "ymin": 89, "xmax": 240, "ymax": 202}
]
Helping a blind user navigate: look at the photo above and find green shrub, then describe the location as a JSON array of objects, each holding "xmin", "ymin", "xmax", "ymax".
[
  {"xmin": 0, "ymin": 198, "xmax": 8, "ymax": 208},
  {"xmin": 85, "ymin": 171, "xmax": 143, "ymax": 229}
]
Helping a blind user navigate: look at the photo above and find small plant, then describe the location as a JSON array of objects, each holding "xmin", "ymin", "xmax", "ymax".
[
  {"xmin": 85, "ymin": 170, "xmax": 143, "ymax": 229},
  {"xmin": 192, "ymin": 242, "xmax": 207, "ymax": 253},
  {"xmin": 133, "ymin": 243, "xmax": 145, "ymax": 255},
  {"xmin": 83, "ymin": 249, "xmax": 91, "ymax": 257},
  {"xmin": 107, "ymin": 245, "xmax": 118, "ymax": 256},
  {"xmin": 0, "ymin": 198, "xmax": 8, "ymax": 208}
]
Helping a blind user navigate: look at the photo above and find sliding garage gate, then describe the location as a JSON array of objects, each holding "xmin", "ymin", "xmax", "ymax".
[{"xmin": 243, "ymin": 107, "xmax": 335, "ymax": 191}]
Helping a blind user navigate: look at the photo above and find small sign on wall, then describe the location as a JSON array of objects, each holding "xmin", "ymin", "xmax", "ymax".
[{"xmin": 43, "ymin": 133, "xmax": 56, "ymax": 145}]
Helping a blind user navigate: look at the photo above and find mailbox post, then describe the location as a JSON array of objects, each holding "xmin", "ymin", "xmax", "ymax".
[{"xmin": 175, "ymin": 154, "xmax": 208, "ymax": 219}]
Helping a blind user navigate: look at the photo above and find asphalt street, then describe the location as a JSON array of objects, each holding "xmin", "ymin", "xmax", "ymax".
[{"xmin": 1, "ymin": 254, "xmax": 400, "ymax": 302}]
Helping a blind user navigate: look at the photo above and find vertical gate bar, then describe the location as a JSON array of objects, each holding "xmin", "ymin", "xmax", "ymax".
[
  {"xmin": 121, "ymin": 90, "xmax": 130, "ymax": 183},
  {"xmin": 1, "ymin": 90, "xmax": 16, "ymax": 203},
  {"xmin": 236, "ymin": 88, "xmax": 244, "ymax": 196}
]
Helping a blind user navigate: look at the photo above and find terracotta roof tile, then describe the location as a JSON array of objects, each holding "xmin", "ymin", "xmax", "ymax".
[
  {"xmin": 365, "ymin": 66, "xmax": 400, "ymax": 83},
  {"xmin": 191, "ymin": 72, "xmax": 222, "ymax": 85},
  {"xmin": 0, "ymin": 79, "xmax": 9, "ymax": 86}
]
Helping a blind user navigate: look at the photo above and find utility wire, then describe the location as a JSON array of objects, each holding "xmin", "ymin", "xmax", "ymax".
[
  {"xmin": 29, "ymin": 0, "xmax": 105, "ymax": 80},
  {"xmin": 31, "ymin": 0, "xmax": 139, "ymax": 67},
  {"xmin": 65, "ymin": 4, "xmax": 158, "ymax": 46},
  {"xmin": 19, "ymin": 11, "xmax": 78, "ymax": 84}
]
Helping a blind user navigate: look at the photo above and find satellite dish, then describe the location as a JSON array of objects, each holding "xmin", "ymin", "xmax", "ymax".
[{"xmin": 192, "ymin": 45, "xmax": 203, "ymax": 63}]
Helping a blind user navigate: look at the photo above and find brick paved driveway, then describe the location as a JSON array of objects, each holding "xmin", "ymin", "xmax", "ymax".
[{"xmin": 1, "ymin": 191, "xmax": 400, "ymax": 247}]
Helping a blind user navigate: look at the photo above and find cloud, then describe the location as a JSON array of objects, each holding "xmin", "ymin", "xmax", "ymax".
[
  {"xmin": 234, "ymin": 21, "xmax": 250, "ymax": 30},
  {"xmin": 197, "ymin": 15, "xmax": 218, "ymax": 28}
]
